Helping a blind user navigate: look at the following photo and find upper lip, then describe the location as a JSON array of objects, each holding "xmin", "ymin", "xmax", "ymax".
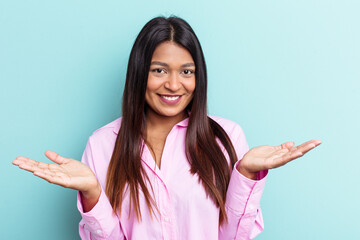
[{"xmin": 158, "ymin": 94, "xmax": 182, "ymax": 97}]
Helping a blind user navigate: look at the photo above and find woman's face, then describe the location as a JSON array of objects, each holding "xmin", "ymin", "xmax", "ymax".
[{"xmin": 145, "ymin": 41, "xmax": 196, "ymax": 120}]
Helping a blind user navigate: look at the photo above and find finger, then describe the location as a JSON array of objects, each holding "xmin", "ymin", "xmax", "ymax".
[
  {"xmin": 17, "ymin": 161, "xmax": 50, "ymax": 173},
  {"xmin": 274, "ymin": 148, "xmax": 290, "ymax": 155},
  {"xmin": 269, "ymin": 151, "xmax": 303, "ymax": 168},
  {"xmin": 293, "ymin": 139, "xmax": 321, "ymax": 151},
  {"xmin": 266, "ymin": 140, "xmax": 321, "ymax": 169},
  {"xmin": 12, "ymin": 159, "xmax": 24, "ymax": 166},
  {"xmin": 17, "ymin": 163, "xmax": 37, "ymax": 173},
  {"xmin": 312, "ymin": 139, "xmax": 322, "ymax": 147},
  {"xmin": 45, "ymin": 150, "xmax": 68, "ymax": 165},
  {"xmin": 33, "ymin": 170, "xmax": 66, "ymax": 186},
  {"xmin": 274, "ymin": 141, "xmax": 295, "ymax": 150},
  {"xmin": 14, "ymin": 157, "xmax": 63, "ymax": 173},
  {"xmin": 292, "ymin": 141, "xmax": 321, "ymax": 155},
  {"xmin": 12, "ymin": 156, "xmax": 39, "ymax": 166},
  {"xmin": 13, "ymin": 157, "xmax": 53, "ymax": 173},
  {"xmin": 264, "ymin": 149, "xmax": 290, "ymax": 168},
  {"xmin": 282, "ymin": 141, "xmax": 295, "ymax": 149},
  {"xmin": 274, "ymin": 142, "xmax": 319, "ymax": 167}
]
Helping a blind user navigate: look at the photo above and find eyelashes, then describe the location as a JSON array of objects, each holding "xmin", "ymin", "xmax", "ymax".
[
  {"xmin": 151, "ymin": 68, "xmax": 166, "ymax": 74},
  {"xmin": 182, "ymin": 69, "xmax": 195, "ymax": 75},
  {"xmin": 150, "ymin": 68, "xmax": 195, "ymax": 75}
]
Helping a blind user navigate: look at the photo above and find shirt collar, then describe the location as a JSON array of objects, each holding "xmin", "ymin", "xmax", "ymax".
[
  {"xmin": 175, "ymin": 117, "xmax": 189, "ymax": 127},
  {"xmin": 113, "ymin": 118, "xmax": 121, "ymax": 135},
  {"xmin": 113, "ymin": 112, "xmax": 190, "ymax": 135}
]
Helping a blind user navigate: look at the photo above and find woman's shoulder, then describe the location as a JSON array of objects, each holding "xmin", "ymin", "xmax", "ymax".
[
  {"xmin": 208, "ymin": 115, "xmax": 246, "ymax": 139},
  {"xmin": 87, "ymin": 115, "xmax": 246, "ymax": 139},
  {"xmin": 90, "ymin": 117, "xmax": 122, "ymax": 139}
]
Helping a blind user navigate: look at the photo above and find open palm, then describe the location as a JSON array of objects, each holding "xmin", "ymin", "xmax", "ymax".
[
  {"xmin": 239, "ymin": 139, "xmax": 322, "ymax": 174},
  {"xmin": 12, "ymin": 150, "xmax": 98, "ymax": 193}
]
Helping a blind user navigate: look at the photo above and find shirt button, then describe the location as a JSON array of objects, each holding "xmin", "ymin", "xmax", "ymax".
[
  {"xmin": 96, "ymin": 229, "xmax": 102, "ymax": 234},
  {"xmin": 89, "ymin": 221, "xmax": 95, "ymax": 225},
  {"xmin": 164, "ymin": 217, "xmax": 170, "ymax": 222}
]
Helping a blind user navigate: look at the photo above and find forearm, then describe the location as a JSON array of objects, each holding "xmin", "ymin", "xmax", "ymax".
[
  {"xmin": 219, "ymin": 160, "xmax": 268, "ymax": 239},
  {"xmin": 77, "ymin": 188, "xmax": 125, "ymax": 240},
  {"xmin": 80, "ymin": 182, "xmax": 101, "ymax": 212},
  {"xmin": 236, "ymin": 162, "xmax": 257, "ymax": 180}
]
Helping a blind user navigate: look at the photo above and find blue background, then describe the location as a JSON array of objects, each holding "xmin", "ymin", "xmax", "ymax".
[{"xmin": 1, "ymin": 0, "xmax": 359, "ymax": 239}]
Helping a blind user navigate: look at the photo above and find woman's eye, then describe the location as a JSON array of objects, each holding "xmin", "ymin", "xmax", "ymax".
[
  {"xmin": 151, "ymin": 68, "xmax": 166, "ymax": 74},
  {"xmin": 183, "ymin": 69, "xmax": 194, "ymax": 75}
]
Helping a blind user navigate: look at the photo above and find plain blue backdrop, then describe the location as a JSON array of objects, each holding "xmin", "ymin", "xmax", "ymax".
[{"xmin": 1, "ymin": 0, "xmax": 359, "ymax": 239}]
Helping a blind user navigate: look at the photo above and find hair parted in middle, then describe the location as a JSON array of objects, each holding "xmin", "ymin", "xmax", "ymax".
[{"xmin": 106, "ymin": 16, "xmax": 239, "ymax": 225}]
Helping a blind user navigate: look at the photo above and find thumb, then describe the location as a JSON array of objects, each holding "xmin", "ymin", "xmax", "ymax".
[
  {"xmin": 280, "ymin": 141, "xmax": 295, "ymax": 149},
  {"xmin": 44, "ymin": 150, "xmax": 68, "ymax": 164}
]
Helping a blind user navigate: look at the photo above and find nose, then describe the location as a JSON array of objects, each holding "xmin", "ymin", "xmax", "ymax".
[{"xmin": 164, "ymin": 72, "xmax": 181, "ymax": 92}]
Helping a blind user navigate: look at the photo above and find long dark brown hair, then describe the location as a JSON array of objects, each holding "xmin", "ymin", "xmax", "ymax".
[{"xmin": 106, "ymin": 16, "xmax": 238, "ymax": 225}]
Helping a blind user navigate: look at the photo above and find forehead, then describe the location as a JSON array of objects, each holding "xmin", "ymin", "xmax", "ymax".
[{"xmin": 151, "ymin": 41, "xmax": 194, "ymax": 65}]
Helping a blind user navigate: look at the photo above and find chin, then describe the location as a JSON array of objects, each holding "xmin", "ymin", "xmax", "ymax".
[{"xmin": 159, "ymin": 109, "xmax": 186, "ymax": 117}]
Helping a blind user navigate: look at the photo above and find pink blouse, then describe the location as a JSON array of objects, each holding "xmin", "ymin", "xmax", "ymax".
[{"xmin": 77, "ymin": 116, "xmax": 268, "ymax": 240}]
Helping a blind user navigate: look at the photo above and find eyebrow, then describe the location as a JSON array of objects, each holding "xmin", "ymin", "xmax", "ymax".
[{"xmin": 150, "ymin": 61, "xmax": 195, "ymax": 68}]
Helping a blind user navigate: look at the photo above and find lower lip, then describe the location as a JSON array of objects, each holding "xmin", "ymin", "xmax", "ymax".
[{"xmin": 158, "ymin": 95, "xmax": 182, "ymax": 105}]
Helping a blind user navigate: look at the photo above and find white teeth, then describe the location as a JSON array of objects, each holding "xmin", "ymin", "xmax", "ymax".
[{"xmin": 161, "ymin": 95, "xmax": 180, "ymax": 101}]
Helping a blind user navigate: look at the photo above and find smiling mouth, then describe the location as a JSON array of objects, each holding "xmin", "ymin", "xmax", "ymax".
[
  {"xmin": 160, "ymin": 95, "xmax": 181, "ymax": 101},
  {"xmin": 157, "ymin": 94, "xmax": 183, "ymax": 105}
]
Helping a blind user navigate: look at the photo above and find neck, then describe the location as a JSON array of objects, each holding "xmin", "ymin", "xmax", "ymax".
[{"xmin": 145, "ymin": 108, "xmax": 188, "ymax": 133}]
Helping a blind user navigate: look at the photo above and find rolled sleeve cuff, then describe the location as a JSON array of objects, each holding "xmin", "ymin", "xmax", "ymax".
[
  {"xmin": 226, "ymin": 160, "xmax": 268, "ymax": 215},
  {"xmin": 77, "ymin": 188, "xmax": 119, "ymax": 239}
]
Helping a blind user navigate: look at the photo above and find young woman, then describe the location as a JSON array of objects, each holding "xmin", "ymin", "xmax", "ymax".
[{"xmin": 12, "ymin": 16, "xmax": 321, "ymax": 239}]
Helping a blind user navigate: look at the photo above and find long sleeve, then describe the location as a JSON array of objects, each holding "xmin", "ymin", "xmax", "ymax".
[
  {"xmin": 219, "ymin": 124, "xmax": 268, "ymax": 240},
  {"xmin": 77, "ymin": 136, "xmax": 125, "ymax": 240}
]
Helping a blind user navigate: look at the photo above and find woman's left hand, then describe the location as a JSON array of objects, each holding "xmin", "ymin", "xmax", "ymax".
[{"xmin": 237, "ymin": 139, "xmax": 322, "ymax": 179}]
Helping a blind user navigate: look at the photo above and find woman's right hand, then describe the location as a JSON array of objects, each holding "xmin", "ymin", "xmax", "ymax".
[{"xmin": 12, "ymin": 150, "xmax": 100, "ymax": 197}]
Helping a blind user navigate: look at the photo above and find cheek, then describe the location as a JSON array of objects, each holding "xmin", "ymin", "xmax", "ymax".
[
  {"xmin": 145, "ymin": 78, "xmax": 155, "ymax": 104},
  {"xmin": 145, "ymin": 90, "xmax": 151, "ymax": 103},
  {"xmin": 146, "ymin": 76, "xmax": 163, "ymax": 92},
  {"xmin": 184, "ymin": 78, "xmax": 196, "ymax": 93}
]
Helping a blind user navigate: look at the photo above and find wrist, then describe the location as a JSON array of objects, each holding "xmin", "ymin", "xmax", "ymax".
[
  {"xmin": 81, "ymin": 181, "xmax": 101, "ymax": 200},
  {"xmin": 80, "ymin": 182, "xmax": 101, "ymax": 213},
  {"xmin": 236, "ymin": 163, "xmax": 257, "ymax": 180}
]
